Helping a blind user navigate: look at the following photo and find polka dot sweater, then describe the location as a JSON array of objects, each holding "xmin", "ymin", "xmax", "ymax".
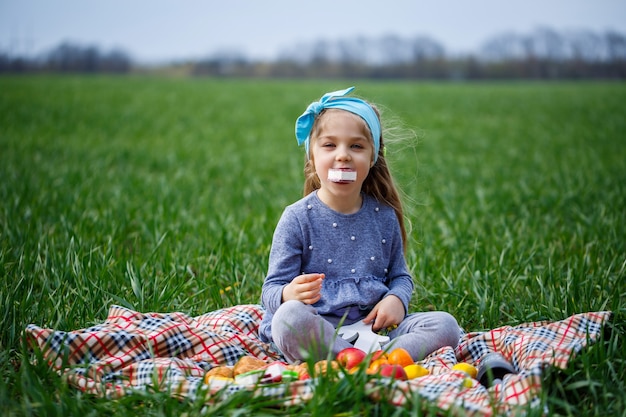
[{"xmin": 259, "ymin": 191, "xmax": 414, "ymax": 343}]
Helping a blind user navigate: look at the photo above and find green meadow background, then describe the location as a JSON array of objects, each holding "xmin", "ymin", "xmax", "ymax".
[{"xmin": 1, "ymin": 76, "xmax": 625, "ymax": 416}]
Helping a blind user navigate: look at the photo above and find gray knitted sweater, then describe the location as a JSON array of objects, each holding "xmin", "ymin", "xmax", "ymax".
[{"xmin": 259, "ymin": 191, "xmax": 414, "ymax": 343}]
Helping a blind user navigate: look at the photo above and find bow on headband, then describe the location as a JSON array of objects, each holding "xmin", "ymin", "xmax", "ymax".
[{"xmin": 295, "ymin": 86, "xmax": 381, "ymax": 162}]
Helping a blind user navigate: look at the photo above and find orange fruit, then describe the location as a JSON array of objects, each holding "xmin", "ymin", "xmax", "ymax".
[
  {"xmin": 367, "ymin": 357, "xmax": 389, "ymax": 374},
  {"xmin": 387, "ymin": 348, "xmax": 414, "ymax": 368}
]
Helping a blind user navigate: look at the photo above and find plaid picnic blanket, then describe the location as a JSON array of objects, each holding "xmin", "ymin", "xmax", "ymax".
[{"xmin": 25, "ymin": 305, "xmax": 611, "ymax": 415}]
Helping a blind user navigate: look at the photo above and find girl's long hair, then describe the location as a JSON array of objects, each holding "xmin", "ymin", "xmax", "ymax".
[{"xmin": 303, "ymin": 107, "xmax": 407, "ymax": 252}]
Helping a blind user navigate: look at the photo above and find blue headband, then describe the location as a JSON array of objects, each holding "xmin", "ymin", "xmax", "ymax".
[{"xmin": 295, "ymin": 86, "xmax": 381, "ymax": 162}]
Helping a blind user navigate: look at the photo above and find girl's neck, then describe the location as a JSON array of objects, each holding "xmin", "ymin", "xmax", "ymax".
[{"xmin": 316, "ymin": 189, "xmax": 363, "ymax": 214}]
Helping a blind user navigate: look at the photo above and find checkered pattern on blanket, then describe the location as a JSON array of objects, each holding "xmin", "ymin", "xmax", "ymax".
[
  {"xmin": 25, "ymin": 306, "xmax": 611, "ymax": 415},
  {"xmin": 25, "ymin": 304, "xmax": 284, "ymax": 399},
  {"xmin": 371, "ymin": 310, "xmax": 611, "ymax": 415}
]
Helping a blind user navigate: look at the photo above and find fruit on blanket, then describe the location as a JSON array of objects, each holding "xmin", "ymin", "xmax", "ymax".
[
  {"xmin": 370, "ymin": 349, "xmax": 387, "ymax": 363},
  {"xmin": 387, "ymin": 348, "xmax": 414, "ymax": 367},
  {"xmin": 337, "ymin": 347, "xmax": 367, "ymax": 369},
  {"xmin": 403, "ymin": 364, "xmax": 429, "ymax": 379},
  {"xmin": 367, "ymin": 357, "xmax": 390, "ymax": 374},
  {"xmin": 378, "ymin": 364, "xmax": 408, "ymax": 380},
  {"xmin": 462, "ymin": 377, "xmax": 474, "ymax": 388},
  {"xmin": 452, "ymin": 363, "xmax": 478, "ymax": 378}
]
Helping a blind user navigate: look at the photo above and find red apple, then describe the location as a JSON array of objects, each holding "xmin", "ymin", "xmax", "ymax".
[
  {"xmin": 378, "ymin": 364, "xmax": 408, "ymax": 380},
  {"xmin": 369, "ymin": 350, "xmax": 387, "ymax": 364},
  {"xmin": 336, "ymin": 347, "xmax": 367, "ymax": 369}
]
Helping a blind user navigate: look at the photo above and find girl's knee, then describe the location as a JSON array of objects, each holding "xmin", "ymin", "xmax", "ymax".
[
  {"xmin": 271, "ymin": 301, "xmax": 331, "ymax": 363},
  {"xmin": 272, "ymin": 300, "xmax": 316, "ymax": 332},
  {"xmin": 274, "ymin": 299, "xmax": 303, "ymax": 319},
  {"xmin": 401, "ymin": 311, "xmax": 461, "ymax": 349},
  {"xmin": 435, "ymin": 312, "xmax": 461, "ymax": 348}
]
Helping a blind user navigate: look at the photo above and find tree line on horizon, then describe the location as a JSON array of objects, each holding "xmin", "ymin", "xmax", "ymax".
[{"xmin": 2, "ymin": 27, "xmax": 625, "ymax": 79}]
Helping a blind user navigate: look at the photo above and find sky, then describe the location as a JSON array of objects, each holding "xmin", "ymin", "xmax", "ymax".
[{"xmin": 1, "ymin": 0, "xmax": 625, "ymax": 63}]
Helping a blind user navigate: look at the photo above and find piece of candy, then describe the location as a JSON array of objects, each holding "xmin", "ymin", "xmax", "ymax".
[
  {"xmin": 281, "ymin": 370, "xmax": 300, "ymax": 382},
  {"xmin": 328, "ymin": 169, "xmax": 357, "ymax": 182},
  {"xmin": 234, "ymin": 369, "xmax": 265, "ymax": 385},
  {"xmin": 262, "ymin": 363, "xmax": 288, "ymax": 383}
]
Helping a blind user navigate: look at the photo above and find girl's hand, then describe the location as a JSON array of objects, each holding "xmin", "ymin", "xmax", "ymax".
[
  {"xmin": 363, "ymin": 295, "xmax": 405, "ymax": 331},
  {"xmin": 282, "ymin": 273, "xmax": 325, "ymax": 305}
]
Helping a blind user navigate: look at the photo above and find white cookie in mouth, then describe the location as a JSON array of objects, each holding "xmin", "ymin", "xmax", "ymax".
[{"xmin": 328, "ymin": 169, "xmax": 357, "ymax": 183}]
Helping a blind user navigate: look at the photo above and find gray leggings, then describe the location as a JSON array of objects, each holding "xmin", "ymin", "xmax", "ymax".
[{"xmin": 271, "ymin": 300, "xmax": 461, "ymax": 363}]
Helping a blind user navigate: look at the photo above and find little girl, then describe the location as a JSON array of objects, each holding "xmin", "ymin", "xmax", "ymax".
[{"xmin": 259, "ymin": 87, "xmax": 460, "ymax": 363}]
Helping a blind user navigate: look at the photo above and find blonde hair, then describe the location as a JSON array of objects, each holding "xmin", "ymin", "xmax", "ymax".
[{"xmin": 302, "ymin": 106, "xmax": 408, "ymax": 252}]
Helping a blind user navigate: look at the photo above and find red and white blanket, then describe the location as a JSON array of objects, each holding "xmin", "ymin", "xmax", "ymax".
[{"xmin": 25, "ymin": 305, "xmax": 611, "ymax": 416}]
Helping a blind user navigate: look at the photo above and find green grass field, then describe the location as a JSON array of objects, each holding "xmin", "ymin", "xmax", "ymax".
[{"xmin": 1, "ymin": 76, "xmax": 625, "ymax": 416}]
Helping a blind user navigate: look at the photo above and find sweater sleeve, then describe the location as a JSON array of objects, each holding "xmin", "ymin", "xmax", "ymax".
[{"xmin": 261, "ymin": 207, "xmax": 304, "ymax": 314}]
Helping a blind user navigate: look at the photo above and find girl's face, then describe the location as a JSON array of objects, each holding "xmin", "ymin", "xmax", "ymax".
[{"xmin": 311, "ymin": 109, "xmax": 374, "ymax": 210}]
